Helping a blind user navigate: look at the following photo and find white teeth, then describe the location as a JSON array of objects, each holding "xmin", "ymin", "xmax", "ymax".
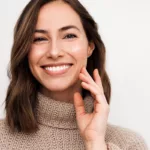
[{"xmin": 45, "ymin": 65, "xmax": 70, "ymax": 71}]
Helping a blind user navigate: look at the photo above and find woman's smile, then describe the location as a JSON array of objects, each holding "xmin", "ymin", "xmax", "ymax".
[{"xmin": 42, "ymin": 64, "xmax": 73, "ymax": 76}]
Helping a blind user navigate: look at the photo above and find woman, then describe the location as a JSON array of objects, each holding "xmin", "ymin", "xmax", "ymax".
[{"xmin": 0, "ymin": 0, "xmax": 148, "ymax": 149}]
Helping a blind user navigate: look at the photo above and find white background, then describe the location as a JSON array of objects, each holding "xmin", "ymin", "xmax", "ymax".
[{"xmin": 0, "ymin": 0, "xmax": 149, "ymax": 147}]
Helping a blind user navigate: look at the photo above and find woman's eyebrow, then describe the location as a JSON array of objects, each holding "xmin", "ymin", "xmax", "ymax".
[
  {"xmin": 34, "ymin": 25, "xmax": 80, "ymax": 34},
  {"xmin": 59, "ymin": 25, "xmax": 80, "ymax": 32},
  {"xmin": 34, "ymin": 29, "xmax": 48, "ymax": 34}
]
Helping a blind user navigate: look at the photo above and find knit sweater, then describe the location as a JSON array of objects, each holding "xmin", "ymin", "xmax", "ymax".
[{"xmin": 0, "ymin": 92, "xmax": 148, "ymax": 150}]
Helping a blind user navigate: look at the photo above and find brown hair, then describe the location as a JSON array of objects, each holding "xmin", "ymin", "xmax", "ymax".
[{"xmin": 5, "ymin": 0, "xmax": 111, "ymax": 133}]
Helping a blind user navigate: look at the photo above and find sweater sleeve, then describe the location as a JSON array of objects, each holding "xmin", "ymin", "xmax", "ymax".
[
  {"xmin": 106, "ymin": 124, "xmax": 148, "ymax": 150},
  {"xmin": 127, "ymin": 135, "xmax": 148, "ymax": 150},
  {"xmin": 106, "ymin": 133, "xmax": 148, "ymax": 150}
]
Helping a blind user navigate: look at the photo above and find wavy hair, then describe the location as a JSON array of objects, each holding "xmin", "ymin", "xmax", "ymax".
[{"xmin": 5, "ymin": 0, "xmax": 111, "ymax": 133}]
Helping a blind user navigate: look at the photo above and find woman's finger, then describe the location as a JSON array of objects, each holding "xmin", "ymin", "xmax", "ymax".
[
  {"xmin": 81, "ymin": 81, "xmax": 108, "ymax": 113},
  {"xmin": 73, "ymin": 92, "xmax": 86, "ymax": 117},
  {"xmin": 81, "ymin": 67, "xmax": 94, "ymax": 82},
  {"xmin": 80, "ymin": 68, "xmax": 99, "ymax": 88},
  {"xmin": 81, "ymin": 81, "xmax": 107, "ymax": 106},
  {"xmin": 79, "ymin": 73, "xmax": 90, "ymax": 84},
  {"xmin": 93, "ymin": 69, "xmax": 104, "ymax": 93},
  {"xmin": 81, "ymin": 67, "xmax": 104, "ymax": 95}
]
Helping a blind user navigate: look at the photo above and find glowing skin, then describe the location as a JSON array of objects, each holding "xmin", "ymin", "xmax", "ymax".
[{"xmin": 28, "ymin": 1, "xmax": 95, "ymax": 103}]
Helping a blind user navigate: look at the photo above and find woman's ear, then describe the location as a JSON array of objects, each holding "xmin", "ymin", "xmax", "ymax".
[{"xmin": 87, "ymin": 42, "xmax": 95, "ymax": 58}]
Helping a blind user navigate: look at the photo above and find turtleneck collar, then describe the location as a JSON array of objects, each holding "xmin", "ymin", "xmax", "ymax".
[{"xmin": 36, "ymin": 92, "xmax": 94, "ymax": 129}]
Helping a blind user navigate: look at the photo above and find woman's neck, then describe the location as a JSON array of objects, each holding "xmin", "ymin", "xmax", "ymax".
[{"xmin": 40, "ymin": 81, "xmax": 82, "ymax": 104}]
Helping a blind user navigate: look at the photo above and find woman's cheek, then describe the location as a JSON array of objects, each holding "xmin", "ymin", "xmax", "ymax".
[
  {"xmin": 29, "ymin": 44, "xmax": 48, "ymax": 60},
  {"xmin": 71, "ymin": 44, "xmax": 87, "ymax": 59},
  {"xmin": 65, "ymin": 41, "xmax": 89, "ymax": 69},
  {"xmin": 61, "ymin": 40, "xmax": 88, "ymax": 58}
]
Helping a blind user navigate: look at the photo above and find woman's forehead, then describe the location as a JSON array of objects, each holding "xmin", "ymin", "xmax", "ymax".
[{"xmin": 36, "ymin": 1, "xmax": 83, "ymax": 30}]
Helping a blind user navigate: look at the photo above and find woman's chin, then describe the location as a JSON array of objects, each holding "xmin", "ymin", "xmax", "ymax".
[{"xmin": 41, "ymin": 84, "xmax": 71, "ymax": 93}]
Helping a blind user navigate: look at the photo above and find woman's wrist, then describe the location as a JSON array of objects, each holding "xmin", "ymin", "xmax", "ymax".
[{"xmin": 85, "ymin": 140, "xmax": 107, "ymax": 150}]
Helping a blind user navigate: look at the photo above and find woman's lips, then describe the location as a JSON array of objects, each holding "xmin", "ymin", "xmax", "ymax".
[{"xmin": 42, "ymin": 64, "xmax": 72, "ymax": 76}]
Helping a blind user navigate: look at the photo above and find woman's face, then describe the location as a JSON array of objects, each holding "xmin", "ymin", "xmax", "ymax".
[{"xmin": 28, "ymin": 1, "xmax": 94, "ymax": 92}]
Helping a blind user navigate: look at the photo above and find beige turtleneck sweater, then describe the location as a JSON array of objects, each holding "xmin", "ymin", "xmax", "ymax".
[{"xmin": 0, "ymin": 93, "xmax": 148, "ymax": 150}]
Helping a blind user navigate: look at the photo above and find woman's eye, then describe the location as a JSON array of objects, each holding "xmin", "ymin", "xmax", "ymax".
[
  {"xmin": 64, "ymin": 34, "xmax": 77, "ymax": 39},
  {"xmin": 33, "ymin": 37, "xmax": 47, "ymax": 43}
]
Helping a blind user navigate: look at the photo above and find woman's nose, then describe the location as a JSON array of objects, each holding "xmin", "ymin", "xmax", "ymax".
[{"xmin": 46, "ymin": 40, "xmax": 64, "ymax": 59}]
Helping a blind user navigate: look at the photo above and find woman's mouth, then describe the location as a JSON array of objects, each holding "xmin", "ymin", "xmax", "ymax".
[{"xmin": 42, "ymin": 64, "xmax": 73, "ymax": 76}]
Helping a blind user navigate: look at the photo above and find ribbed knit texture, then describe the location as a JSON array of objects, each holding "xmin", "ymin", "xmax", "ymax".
[{"xmin": 0, "ymin": 92, "xmax": 148, "ymax": 150}]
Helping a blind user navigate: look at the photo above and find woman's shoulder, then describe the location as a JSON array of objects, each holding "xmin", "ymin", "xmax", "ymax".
[
  {"xmin": 0, "ymin": 118, "xmax": 14, "ymax": 139},
  {"xmin": 0, "ymin": 118, "xmax": 7, "ymax": 131},
  {"xmin": 0, "ymin": 119, "xmax": 9, "ymax": 135},
  {"xmin": 0, "ymin": 118, "xmax": 26, "ymax": 148},
  {"xmin": 106, "ymin": 123, "xmax": 148, "ymax": 149},
  {"xmin": 0, "ymin": 118, "xmax": 9, "ymax": 145}
]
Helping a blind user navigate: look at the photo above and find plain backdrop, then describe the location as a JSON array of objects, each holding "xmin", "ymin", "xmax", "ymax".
[{"xmin": 0, "ymin": 0, "xmax": 149, "ymax": 147}]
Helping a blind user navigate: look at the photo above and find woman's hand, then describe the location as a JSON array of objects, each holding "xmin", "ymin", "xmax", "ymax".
[{"xmin": 73, "ymin": 67, "xmax": 109, "ymax": 149}]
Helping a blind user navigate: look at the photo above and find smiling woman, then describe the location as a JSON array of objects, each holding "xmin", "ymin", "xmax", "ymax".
[
  {"xmin": 28, "ymin": 1, "xmax": 95, "ymax": 101},
  {"xmin": 0, "ymin": 0, "xmax": 148, "ymax": 150}
]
